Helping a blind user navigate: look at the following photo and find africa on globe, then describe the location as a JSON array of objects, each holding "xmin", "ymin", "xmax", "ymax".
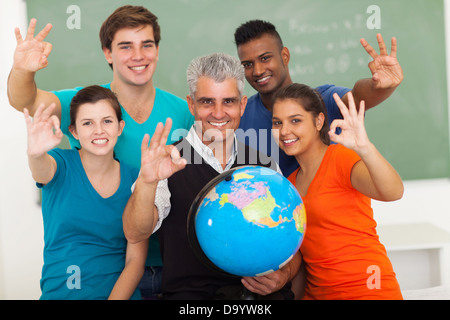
[{"xmin": 189, "ymin": 166, "xmax": 306, "ymax": 277}]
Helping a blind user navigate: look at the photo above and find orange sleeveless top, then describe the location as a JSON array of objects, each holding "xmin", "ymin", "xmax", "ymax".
[{"xmin": 288, "ymin": 144, "xmax": 402, "ymax": 300}]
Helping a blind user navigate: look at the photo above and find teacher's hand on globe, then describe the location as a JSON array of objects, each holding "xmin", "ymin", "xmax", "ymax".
[
  {"xmin": 241, "ymin": 267, "xmax": 291, "ymax": 296},
  {"xmin": 140, "ymin": 118, "xmax": 187, "ymax": 184}
]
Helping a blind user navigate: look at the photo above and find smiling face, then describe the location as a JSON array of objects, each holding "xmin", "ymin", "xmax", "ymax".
[
  {"xmin": 103, "ymin": 25, "xmax": 159, "ymax": 87},
  {"xmin": 186, "ymin": 76, "xmax": 247, "ymax": 146},
  {"xmin": 69, "ymin": 100, "xmax": 125, "ymax": 157},
  {"xmin": 237, "ymin": 34, "xmax": 291, "ymax": 97},
  {"xmin": 272, "ymin": 99, "xmax": 324, "ymax": 157}
]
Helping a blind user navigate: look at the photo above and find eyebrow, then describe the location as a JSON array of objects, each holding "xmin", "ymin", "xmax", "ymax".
[
  {"xmin": 272, "ymin": 114, "xmax": 305, "ymax": 120},
  {"xmin": 79, "ymin": 115, "xmax": 114, "ymax": 121},
  {"xmin": 197, "ymin": 96, "xmax": 239, "ymax": 103},
  {"xmin": 241, "ymin": 51, "xmax": 272, "ymax": 64},
  {"xmin": 117, "ymin": 39, "xmax": 155, "ymax": 46},
  {"xmin": 258, "ymin": 51, "xmax": 272, "ymax": 57}
]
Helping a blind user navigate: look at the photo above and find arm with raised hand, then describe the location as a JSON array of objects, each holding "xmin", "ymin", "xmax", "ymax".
[
  {"xmin": 343, "ymin": 34, "xmax": 404, "ymax": 111},
  {"xmin": 123, "ymin": 118, "xmax": 187, "ymax": 244},
  {"xmin": 330, "ymin": 92, "xmax": 404, "ymax": 202},
  {"xmin": 7, "ymin": 19, "xmax": 61, "ymax": 118},
  {"xmin": 24, "ymin": 103, "xmax": 64, "ymax": 185}
]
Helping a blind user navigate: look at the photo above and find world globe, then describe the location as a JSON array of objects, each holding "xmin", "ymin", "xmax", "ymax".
[{"xmin": 187, "ymin": 166, "xmax": 306, "ymax": 277}]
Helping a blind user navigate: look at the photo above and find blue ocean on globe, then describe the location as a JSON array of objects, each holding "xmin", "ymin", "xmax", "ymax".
[{"xmin": 194, "ymin": 166, "xmax": 306, "ymax": 277}]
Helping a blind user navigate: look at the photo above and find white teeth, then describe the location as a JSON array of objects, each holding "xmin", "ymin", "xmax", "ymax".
[
  {"xmin": 283, "ymin": 138, "xmax": 298, "ymax": 144},
  {"xmin": 256, "ymin": 76, "xmax": 271, "ymax": 83},
  {"xmin": 130, "ymin": 65, "xmax": 146, "ymax": 71},
  {"xmin": 209, "ymin": 121, "xmax": 227, "ymax": 127},
  {"xmin": 93, "ymin": 139, "xmax": 108, "ymax": 144}
]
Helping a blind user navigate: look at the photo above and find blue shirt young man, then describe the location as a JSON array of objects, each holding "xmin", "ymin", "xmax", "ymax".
[{"xmin": 234, "ymin": 20, "xmax": 403, "ymax": 177}]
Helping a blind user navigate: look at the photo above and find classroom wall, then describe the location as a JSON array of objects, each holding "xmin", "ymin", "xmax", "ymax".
[{"xmin": 0, "ymin": 0, "xmax": 449, "ymax": 299}]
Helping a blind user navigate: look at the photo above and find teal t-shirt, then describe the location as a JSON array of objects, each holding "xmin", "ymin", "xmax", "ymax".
[
  {"xmin": 54, "ymin": 84, "xmax": 194, "ymax": 169},
  {"xmin": 38, "ymin": 148, "xmax": 140, "ymax": 300},
  {"xmin": 52, "ymin": 84, "xmax": 194, "ymax": 266}
]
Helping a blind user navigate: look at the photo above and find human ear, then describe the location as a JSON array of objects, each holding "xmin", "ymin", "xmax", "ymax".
[
  {"xmin": 316, "ymin": 113, "xmax": 325, "ymax": 130},
  {"xmin": 186, "ymin": 95, "xmax": 195, "ymax": 116},
  {"xmin": 103, "ymin": 47, "xmax": 113, "ymax": 65},
  {"xmin": 69, "ymin": 125, "xmax": 79, "ymax": 140},
  {"xmin": 281, "ymin": 47, "xmax": 290, "ymax": 66}
]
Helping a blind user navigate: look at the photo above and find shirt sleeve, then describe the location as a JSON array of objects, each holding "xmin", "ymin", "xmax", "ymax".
[
  {"xmin": 315, "ymin": 84, "xmax": 351, "ymax": 123},
  {"xmin": 36, "ymin": 148, "xmax": 66, "ymax": 189},
  {"xmin": 130, "ymin": 175, "xmax": 171, "ymax": 233},
  {"xmin": 153, "ymin": 179, "xmax": 171, "ymax": 233},
  {"xmin": 333, "ymin": 145, "xmax": 362, "ymax": 190}
]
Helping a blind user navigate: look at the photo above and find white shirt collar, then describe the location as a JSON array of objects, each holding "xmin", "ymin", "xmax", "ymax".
[{"xmin": 185, "ymin": 124, "xmax": 238, "ymax": 173}]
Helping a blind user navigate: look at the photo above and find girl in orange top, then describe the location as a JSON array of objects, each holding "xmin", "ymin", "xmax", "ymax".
[{"xmin": 272, "ymin": 83, "xmax": 404, "ymax": 300}]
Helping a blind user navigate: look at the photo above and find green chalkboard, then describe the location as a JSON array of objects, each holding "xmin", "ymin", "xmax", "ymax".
[{"xmin": 26, "ymin": 0, "xmax": 449, "ymax": 180}]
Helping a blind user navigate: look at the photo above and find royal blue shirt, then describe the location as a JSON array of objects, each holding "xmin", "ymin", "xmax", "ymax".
[{"xmin": 236, "ymin": 84, "xmax": 351, "ymax": 177}]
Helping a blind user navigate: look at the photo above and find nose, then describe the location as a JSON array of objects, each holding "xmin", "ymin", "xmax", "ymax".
[
  {"xmin": 94, "ymin": 122, "xmax": 105, "ymax": 134},
  {"xmin": 279, "ymin": 123, "xmax": 291, "ymax": 136},
  {"xmin": 132, "ymin": 47, "xmax": 144, "ymax": 60},
  {"xmin": 212, "ymin": 104, "xmax": 225, "ymax": 119},
  {"xmin": 253, "ymin": 61, "xmax": 265, "ymax": 77}
]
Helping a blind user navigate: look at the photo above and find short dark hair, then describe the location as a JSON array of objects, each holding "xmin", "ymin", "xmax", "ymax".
[
  {"xmin": 99, "ymin": 5, "xmax": 161, "ymax": 69},
  {"xmin": 273, "ymin": 83, "xmax": 330, "ymax": 145},
  {"xmin": 70, "ymin": 85, "xmax": 122, "ymax": 128},
  {"xmin": 234, "ymin": 20, "xmax": 283, "ymax": 48}
]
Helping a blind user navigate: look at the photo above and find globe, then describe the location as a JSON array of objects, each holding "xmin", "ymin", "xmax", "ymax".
[{"xmin": 187, "ymin": 165, "xmax": 306, "ymax": 277}]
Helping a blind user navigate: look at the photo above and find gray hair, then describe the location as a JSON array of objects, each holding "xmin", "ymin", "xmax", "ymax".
[{"xmin": 186, "ymin": 53, "xmax": 245, "ymax": 99}]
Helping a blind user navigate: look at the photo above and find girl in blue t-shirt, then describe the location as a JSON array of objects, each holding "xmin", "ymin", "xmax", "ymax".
[{"xmin": 23, "ymin": 85, "xmax": 148, "ymax": 300}]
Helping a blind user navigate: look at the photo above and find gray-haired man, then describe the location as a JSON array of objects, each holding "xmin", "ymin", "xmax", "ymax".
[{"xmin": 123, "ymin": 53, "xmax": 300, "ymax": 299}]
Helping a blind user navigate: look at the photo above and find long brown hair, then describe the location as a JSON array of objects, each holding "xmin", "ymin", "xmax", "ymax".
[{"xmin": 273, "ymin": 83, "xmax": 330, "ymax": 145}]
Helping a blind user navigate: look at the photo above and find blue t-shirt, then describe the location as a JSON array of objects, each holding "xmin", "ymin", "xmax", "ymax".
[
  {"xmin": 52, "ymin": 84, "xmax": 194, "ymax": 266},
  {"xmin": 38, "ymin": 148, "xmax": 140, "ymax": 300},
  {"xmin": 53, "ymin": 84, "xmax": 194, "ymax": 170},
  {"xmin": 236, "ymin": 84, "xmax": 350, "ymax": 177}
]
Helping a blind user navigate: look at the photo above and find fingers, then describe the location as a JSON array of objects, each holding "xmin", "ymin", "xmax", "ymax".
[
  {"xmin": 25, "ymin": 18, "xmax": 37, "ymax": 41},
  {"xmin": 167, "ymin": 145, "xmax": 187, "ymax": 168},
  {"xmin": 35, "ymin": 23, "xmax": 52, "ymax": 42},
  {"xmin": 17, "ymin": 19, "xmax": 52, "ymax": 44},
  {"xmin": 159, "ymin": 118, "xmax": 173, "ymax": 146},
  {"xmin": 140, "ymin": 134, "xmax": 150, "ymax": 154},
  {"xmin": 32, "ymin": 102, "xmax": 46, "ymax": 123},
  {"xmin": 148, "ymin": 122, "xmax": 164, "ymax": 150},
  {"xmin": 329, "ymin": 119, "xmax": 344, "ymax": 136},
  {"xmin": 333, "ymin": 93, "xmax": 350, "ymax": 119},
  {"xmin": 360, "ymin": 38, "xmax": 378, "ymax": 59},
  {"xmin": 358, "ymin": 100, "xmax": 366, "ymax": 120},
  {"xmin": 148, "ymin": 118, "xmax": 173, "ymax": 151},
  {"xmin": 361, "ymin": 34, "xmax": 397, "ymax": 58},
  {"xmin": 49, "ymin": 114, "xmax": 61, "ymax": 132},
  {"xmin": 390, "ymin": 37, "xmax": 398, "ymax": 58},
  {"xmin": 376, "ymin": 33, "xmax": 387, "ymax": 56},
  {"xmin": 23, "ymin": 108, "xmax": 32, "ymax": 129},
  {"xmin": 14, "ymin": 27, "xmax": 23, "ymax": 44},
  {"xmin": 33, "ymin": 102, "xmax": 56, "ymax": 124},
  {"xmin": 42, "ymin": 42, "xmax": 53, "ymax": 59}
]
